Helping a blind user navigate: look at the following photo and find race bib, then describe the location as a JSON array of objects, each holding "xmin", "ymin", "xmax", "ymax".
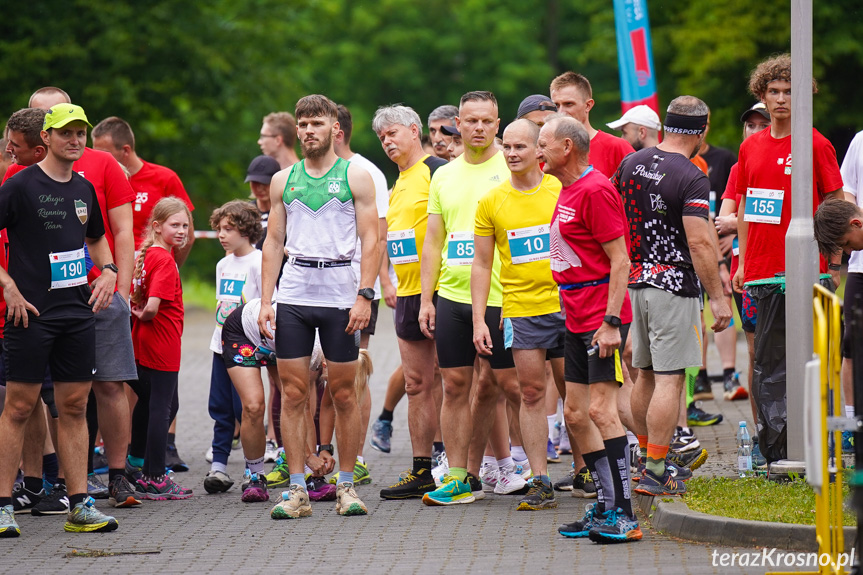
[
  {"xmin": 732, "ymin": 236, "xmax": 739, "ymax": 257},
  {"xmin": 49, "ymin": 248, "xmax": 87, "ymax": 289},
  {"xmin": 447, "ymin": 231, "xmax": 474, "ymax": 266},
  {"xmin": 218, "ymin": 272, "xmax": 246, "ymax": 303},
  {"xmin": 744, "ymin": 188, "xmax": 784, "ymax": 225},
  {"xmin": 507, "ymin": 224, "xmax": 550, "ymax": 264},
  {"xmin": 709, "ymin": 190, "xmax": 716, "ymax": 219},
  {"xmin": 387, "ymin": 229, "xmax": 419, "ymax": 265}
]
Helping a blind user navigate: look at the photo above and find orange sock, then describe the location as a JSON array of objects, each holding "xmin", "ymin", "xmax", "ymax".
[
  {"xmin": 637, "ymin": 435, "xmax": 648, "ymax": 458},
  {"xmin": 646, "ymin": 443, "xmax": 669, "ymax": 476}
]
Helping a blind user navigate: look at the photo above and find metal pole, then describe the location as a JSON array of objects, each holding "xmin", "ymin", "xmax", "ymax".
[{"xmin": 786, "ymin": 0, "xmax": 815, "ymax": 462}]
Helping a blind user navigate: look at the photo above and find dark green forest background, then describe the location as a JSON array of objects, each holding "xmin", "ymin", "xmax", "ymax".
[{"xmin": 1, "ymin": 0, "xmax": 861, "ymax": 282}]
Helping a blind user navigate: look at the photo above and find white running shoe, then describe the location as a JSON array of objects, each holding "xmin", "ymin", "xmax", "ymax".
[
  {"xmin": 264, "ymin": 439, "xmax": 279, "ymax": 463},
  {"xmin": 432, "ymin": 453, "xmax": 449, "ymax": 487},
  {"xmin": 494, "ymin": 464, "xmax": 528, "ymax": 495},
  {"xmin": 205, "ymin": 447, "xmax": 213, "ymax": 464},
  {"xmin": 479, "ymin": 462, "xmax": 499, "ymax": 492}
]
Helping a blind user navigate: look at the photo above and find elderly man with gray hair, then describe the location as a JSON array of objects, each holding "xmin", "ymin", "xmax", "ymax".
[
  {"xmin": 427, "ymin": 105, "xmax": 458, "ymax": 161},
  {"xmin": 371, "ymin": 105, "xmax": 448, "ymax": 500}
]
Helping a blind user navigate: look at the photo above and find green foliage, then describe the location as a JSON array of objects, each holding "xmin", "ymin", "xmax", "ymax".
[{"xmin": 1, "ymin": 0, "xmax": 860, "ymax": 280}]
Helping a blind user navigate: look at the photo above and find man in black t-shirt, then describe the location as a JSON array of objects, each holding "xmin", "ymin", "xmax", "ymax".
[
  {"xmin": 612, "ymin": 96, "xmax": 732, "ymax": 498},
  {"xmin": 0, "ymin": 104, "xmax": 120, "ymax": 537}
]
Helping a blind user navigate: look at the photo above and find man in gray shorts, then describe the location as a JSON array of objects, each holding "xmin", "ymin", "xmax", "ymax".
[{"xmin": 612, "ymin": 96, "xmax": 731, "ymax": 497}]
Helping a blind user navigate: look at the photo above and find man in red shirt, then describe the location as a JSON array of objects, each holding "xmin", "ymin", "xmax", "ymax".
[{"xmin": 550, "ymin": 72, "xmax": 636, "ymax": 179}]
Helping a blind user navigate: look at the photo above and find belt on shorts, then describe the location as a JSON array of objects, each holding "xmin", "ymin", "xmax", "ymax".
[
  {"xmin": 559, "ymin": 276, "xmax": 610, "ymax": 290},
  {"xmin": 287, "ymin": 256, "xmax": 352, "ymax": 269}
]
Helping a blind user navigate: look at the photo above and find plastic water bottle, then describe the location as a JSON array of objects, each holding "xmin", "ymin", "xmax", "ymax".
[{"xmin": 737, "ymin": 421, "xmax": 753, "ymax": 478}]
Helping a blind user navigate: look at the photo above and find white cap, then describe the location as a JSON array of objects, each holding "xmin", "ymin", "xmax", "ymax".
[{"xmin": 607, "ymin": 105, "xmax": 662, "ymax": 132}]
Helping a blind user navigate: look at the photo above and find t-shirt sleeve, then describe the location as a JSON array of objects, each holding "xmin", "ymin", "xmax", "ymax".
[
  {"xmin": 587, "ymin": 184, "xmax": 627, "ymax": 244},
  {"xmin": 147, "ymin": 250, "xmax": 179, "ymax": 302},
  {"xmin": 427, "ymin": 172, "xmax": 443, "ymax": 215},
  {"xmin": 841, "ymin": 135, "xmax": 862, "ymax": 197},
  {"xmin": 103, "ymin": 158, "xmax": 135, "ymax": 209},
  {"xmin": 473, "ymin": 192, "xmax": 495, "ymax": 237},
  {"xmin": 0, "ymin": 178, "xmax": 21, "ymax": 230},
  {"xmin": 1, "ymin": 164, "xmax": 25, "ymax": 185},
  {"xmin": 814, "ymin": 134, "xmax": 844, "ymax": 199},
  {"xmin": 85, "ymin": 184, "xmax": 106, "ymax": 239},
  {"xmin": 682, "ymin": 172, "xmax": 710, "ymax": 219},
  {"xmin": 720, "ymin": 163, "xmax": 739, "ymax": 202}
]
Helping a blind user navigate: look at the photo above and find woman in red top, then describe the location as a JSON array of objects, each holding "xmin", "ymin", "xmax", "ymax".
[{"xmin": 127, "ymin": 197, "xmax": 193, "ymax": 500}]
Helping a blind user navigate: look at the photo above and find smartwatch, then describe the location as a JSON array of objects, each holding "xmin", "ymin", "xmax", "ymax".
[
  {"xmin": 318, "ymin": 444, "xmax": 334, "ymax": 456},
  {"xmin": 101, "ymin": 263, "xmax": 119, "ymax": 274},
  {"xmin": 603, "ymin": 315, "xmax": 622, "ymax": 328},
  {"xmin": 358, "ymin": 288, "xmax": 375, "ymax": 301}
]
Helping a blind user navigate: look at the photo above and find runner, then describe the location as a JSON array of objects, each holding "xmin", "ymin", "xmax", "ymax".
[
  {"xmin": 259, "ymin": 94, "xmax": 379, "ymax": 518},
  {"xmin": 606, "ymin": 105, "xmax": 661, "ymax": 151},
  {"xmin": 258, "ymin": 112, "xmax": 301, "ymax": 170},
  {"xmin": 471, "ymin": 118, "xmax": 563, "ymax": 510},
  {"xmin": 427, "ymin": 105, "xmax": 458, "ymax": 161}
]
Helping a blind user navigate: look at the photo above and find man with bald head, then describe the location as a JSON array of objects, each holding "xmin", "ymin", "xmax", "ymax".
[
  {"xmin": 471, "ymin": 118, "xmax": 563, "ymax": 510},
  {"xmin": 538, "ymin": 115, "xmax": 640, "ymax": 542}
]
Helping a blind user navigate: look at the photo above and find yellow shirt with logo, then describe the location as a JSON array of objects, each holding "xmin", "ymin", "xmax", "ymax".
[
  {"xmin": 386, "ymin": 155, "xmax": 446, "ymax": 297},
  {"xmin": 427, "ymin": 153, "xmax": 508, "ymax": 306},
  {"xmin": 474, "ymin": 173, "xmax": 562, "ymax": 318}
]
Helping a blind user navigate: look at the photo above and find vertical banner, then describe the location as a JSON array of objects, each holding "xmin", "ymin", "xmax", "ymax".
[{"xmin": 613, "ymin": 0, "xmax": 659, "ymax": 115}]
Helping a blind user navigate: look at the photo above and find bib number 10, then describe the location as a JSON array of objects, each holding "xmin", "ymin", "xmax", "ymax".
[{"xmin": 508, "ymin": 224, "xmax": 550, "ymax": 264}]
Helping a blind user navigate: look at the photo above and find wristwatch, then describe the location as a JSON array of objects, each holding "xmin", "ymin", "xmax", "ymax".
[
  {"xmin": 101, "ymin": 263, "xmax": 119, "ymax": 274},
  {"xmin": 358, "ymin": 288, "xmax": 375, "ymax": 301},
  {"xmin": 828, "ymin": 263, "xmax": 842, "ymax": 271},
  {"xmin": 318, "ymin": 444, "xmax": 334, "ymax": 456},
  {"xmin": 603, "ymin": 315, "xmax": 622, "ymax": 328}
]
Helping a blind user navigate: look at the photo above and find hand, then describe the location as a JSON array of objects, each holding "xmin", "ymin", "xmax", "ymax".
[
  {"xmin": 130, "ymin": 305, "xmax": 144, "ymax": 320},
  {"xmin": 89, "ymin": 269, "xmax": 117, "ymax": 313},
  {"xmin": 591, "ymin": 322, "xmax": 621, "ymax": 359},
  {"xmin": 418, "ymin": 299, "xmax": 436, "ymax": 339},
  {"xmin": 715, "ymin": 213, "xmax": 737, "ymax": 236},
  {"xmin": 473, "ymin": 321, "xmax": 493, "ymax": 356},
  {"xmin": 719, "ymin": 265, "xmax": 733, "ymax": 296},
  {"xmin": 382, "ymin": 282, "xmax": 397, "ymax": 309},
  {"xmin": 346, "ymin": 297, "xmax": 371, "ymax": 334},
  {"xmin": 709, "ymin": 297, "xmax": 733, "ymax": 332},
  {"xmin": 831, "ymin": 269, "xmax": 841, "ymax": 289},
  {"xmin": 258, "ymin": 301, "xmax": 275, "ymax": 340},
  {"xmin": 732, "ymin": 267, "xmax": 745, "ymax": 294},
  {"xmin": 319, "ymin": 450, "xmax": 336, "ymax": 475},
  {"xmin": 3, "ymin": 280, "xmax": 38, "ymax": 328},
  {"xmin": 305, "ymin": 453, "xmax": 327, "ymax": 477},
  {"xmin": 717, "ymin": 234, "xmax": 735, "ymax": 257}
]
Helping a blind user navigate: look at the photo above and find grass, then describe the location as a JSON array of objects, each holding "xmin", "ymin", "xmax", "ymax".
[{"xmin": 684, "ymin": 476, "xmax": 856, "ymax": 526}]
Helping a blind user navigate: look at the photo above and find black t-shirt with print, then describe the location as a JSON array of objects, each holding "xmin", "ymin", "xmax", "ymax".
[
  {"xmin": 612, "ymin": 146, "xmax": 710, "ymax": 297},
  {"xmin": 0, "ymin": 165, "xmax": 105, "ymax": 318}
]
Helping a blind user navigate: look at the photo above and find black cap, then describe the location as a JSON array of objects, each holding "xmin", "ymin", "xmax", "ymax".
[
  {"xmin": 740, "ymin": 102, "xmax": 770, "ymax": 123},
  {"xmin": 245, "ymin": 155, "xmax": 281, "ymax": 184},
  {"xmin": 516, "ymin": 94, "xmax": 557, "ymax": 120},
  {"xmin": 440, "ymin": 124, "xmax": 460, "ymax": 136}
]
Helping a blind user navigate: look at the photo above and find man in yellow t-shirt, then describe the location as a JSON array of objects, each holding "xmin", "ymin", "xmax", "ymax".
[
  {"xmin": 473, "ymin": 119, "xmax": 563, "ymax": 511},
  {"xmin": 419, "ymin": 91, "xmax": 520, "ymax": 506},
  {"xmin": 370, "ymin": 105, "xmax": 447, "ymax": 500}
]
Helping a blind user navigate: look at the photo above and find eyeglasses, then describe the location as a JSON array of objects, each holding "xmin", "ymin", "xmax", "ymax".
[{"xmin": 259, "ymin": 133, "xmax": 279, "ymax": 139}]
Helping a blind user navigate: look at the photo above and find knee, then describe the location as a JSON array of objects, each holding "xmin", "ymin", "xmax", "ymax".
[
  {"xmin": 243, "ymin": 400, "xmax": 266, "ymax": 423},
  {"xmin": 58, "ymin": 394, "xmax": 88, "ymax": 419},
  {"xmin": 403, "ymin": 373, "xmax": 427, "ymax": 398},
  {"xmin": 280, "ymin": 382, "xmax": 307, "ymax": 410},
  {"xmin": 93, "ymin": 380, "xmax": 125, "ymax": 401},
  {"xmin": 520, "ymin": 382, "xmax": 545, "ymax": 408},
  {"xmin": 329, "ymin": 383, "xmax": 356, "ymax": 410},
  {"xmin": 564, "ymin": 401, "xmax": 589, "ymax": 432},
  {"xmin": 588, "ymin": 400, "xmax": 617, "ymax": 430},
  {"xmin": 443, "ymin": 379, "xmax": 469, "ymax": 403},
  {"xmin": 2, "ymin": 398, "xmax": 36, "ymax": 425}
]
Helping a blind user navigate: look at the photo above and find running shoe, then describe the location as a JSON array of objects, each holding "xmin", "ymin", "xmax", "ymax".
[
  {"xmin": 203, "ymin": 470, "xmax": 234, "ymax": 494},
  {"xmin": 241, "ymin": 471, "xmax": 270, "ymax": 503},
  {"xmin": 494, "ymin": 463, "xmax": 527, "ymax": 495},
  {"xmin": 842, "ymin": 431, "xmax": 855, "ymax": 453},
  {"xmin": 553, "ymin": 464, "xmax": 575, "ymax": 491},
  {"xmin": 558, "ymin": 431, "xmax": 572, "ymax": 456},
  {"xmin": 108, "ymin": 475, "xmax": 142, "ymax": 508},
  {"xmin": 692, "ymin": 372, "xmax": 713, "ymax": 401},
  {"xmin": 633, "ymin": 468, "xmax": 686, "ymax": 496},
  {"xmin": 87, "ymin": 473, "xmax": 109, "ymax": 500},
  {"xmin": 266, "ymin": 461, "xmax": 291, "ymax": 489},
  {"xmin": 12, "ymin": 484, "xmax": 43, "ymax": 514},
  {"xmin": 353, "ymin": 460, "xmax": 372, "ymax": 485},
  {"xmin": 270, "ymin": 485, "xmax": 312, "ymax": 519},
  {"xmin": 232, "ymin": 434, "xmax": 241, "ymax": 450},
  {"xmin": 466, "ymin": 473, "xmax": 486, "ymax": 500},
  {"xmin": 64, "ymin": 496, "xmax": 119, "ymax": 533},
  {"xmin": 551, "ymin": 421, "xmax": 562, "ymax": 449},
  {"xmin": 380, "ymin": 468, "xmax": 436, "ymax": 500},
  {"xmin": 687, "ymin": 403, "xmax": 723, "ymax": 427},
  {"xmin": 432, "ymin": 444, "xmax": 445, "ymax": 463},
  {"xmin": 335, "ymin": 482, "xmax": 368, "ymax": 516},
  {"xmin": 370, "ymin": 418, "xmax": 393, "ymax": 453},
  {"xmin": 93, "ymin": 447, "xmax": 109, "ymax": 475},
  {"xmin": 723, "ymin": 372, "xmax": 749, "ymax": 401},
  {"xmin": 517, "ymin": 477, "xmax": 557, "ymax": 510},
  {"xmin": 589, "ymin": 507, "xmax": 642, "ymax": 544},
  {"xmin": 31, "ymin": 483, "xmax": 70, "ymax": 515},
  {"xmin": 668, "ymin": 446, "xmax": 708, "ymax": 471},
  {"xmin": 516, "ymin": 461, "xmax": 532, "ymax": 479},
  {"xmin": 752, "ymin": 437, "xmax": 768, "ymax": 469},
  {"xmin": 137, "ymin": 475, "xmax": 193, "ymax": 500},
  {"xmin": 666, "ymin": 462, "xmax": 692, "ymax": 481},
  {"xmin": 479, "ymin": 462, "xmax": 499, "ymax": 492},
  {"xmin": 422, "ymin": 475, "xmax": 475, "ymax": 506},
  {"xmin": 432, "ymin": 453, "xmax": 449, "ymax": 486},
  {"xmin": 205, "ymin": 447, "xmax": 214, "ymax": 464},
  {"xmin": 165, "ymin": 443, "xmax": 189, "ymax": 472},
  {"xmin": 125, "ymin": 460, "xmax": 144, "ymax": 490},
  {"xmin": 263, "ymin": 439, "xmax": 280, "ymax": 463},
  {"xmin": 0, "ymin": 505, "xmax": 19, "ymax": 538},
  {"xmin": 571, "ymin": 467, "xmax": 597, "ymax": 498},
  {"xmin": 559, "ymin": 503, "xmax": 600, "ymax": 538},
  {"xmin": 670, "ymin": 426, "xmax": 701, "ymax": 452},
  {"xmin": 306, "ymin": 476, "xmax": 336, "ymax": 501},
  {"xmin": 546, "ymin": 438, "xmax": 561, "ymax": 463}
]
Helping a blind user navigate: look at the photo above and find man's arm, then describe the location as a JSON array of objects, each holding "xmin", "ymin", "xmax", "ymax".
[
  {"xmin": 470, "ymin": 234, "xmax": 494, "ymax": 355},
  {"xmin": 683, "ymin": 215, "xmax": 731, "ymax": 331},
  {"xmin": 348, "ymin": 164, "xmax": 379, "ymax": 334},
  {"xmin": 590, "ymin": 235, "xmax": 630, "ymax": 357},
  {"xmin": 85, "ymin": 235, "xmax": 118, "ymax": 313},
  {"xmin": 418, "ymin": 213, "xmax": 445, "ymax": 339},
  {"xmin": 733, "ymin": 198, "xmax": 749, "ymax": 294},
  {"xmin": 377, "ymin": 217, "xmax": 396, "ymax": 307},
  {"xmin": 258, "ymin": 169, "xmax": 289, "ymax": 339},
  {"xmin": 107, "ymin": 203, "xmax": 134, "ymax": 301},
  {"xmin": 0, "ymin": 266, "xmax": 38, "ymax": 327}
]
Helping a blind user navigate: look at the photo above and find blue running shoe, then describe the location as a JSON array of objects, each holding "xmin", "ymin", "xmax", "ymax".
[
  {"xmin": 842, "ymin": 431, "xmax": 855, "ymax": 453},
  {"xmin": 589, "ymin": 507, "xmax": 643, "ymax": 544},
  {"xmin": 547, "ymin": 438, "xmax": 561, "ymax": 463},
  {"xmin": 370, "ymin": 418, "xmax": 393, "ymax": 453},
  {"xmin": 633, "ymin": 468, "xmax": 686, "ymax": 496},
  {"xmin": 0, "ymin": 505, "xmax": 20, "ymax": 538},
  {"xmin": 558, "ymin": 503, "xmax": 599, "ymax": 538},
  {"xmin": 422, "ymin": 475, "xmax": 475, "ymax": 506}
]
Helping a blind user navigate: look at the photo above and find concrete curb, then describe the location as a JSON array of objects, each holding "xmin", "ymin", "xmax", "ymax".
[{"xmin": 635, "ymin": 493, "xmax": 857, "ymax": 552}]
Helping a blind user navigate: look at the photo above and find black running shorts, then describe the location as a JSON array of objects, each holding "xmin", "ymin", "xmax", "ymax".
[
  {"xmin": 4, "ymin": 315, "xmax": 96, "ymax": 383},
  {"xmin": 564, "ymin": 324, "xmax": 630, "ymax": 385},
  {"xmin": 434, "ymin": 296, "xmax": 514, "ymax": 370},
  {"xmin": 275, "ymin": 304, "xmax": 359, "ymax": 363}
]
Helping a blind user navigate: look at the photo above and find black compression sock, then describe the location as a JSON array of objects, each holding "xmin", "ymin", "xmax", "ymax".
[
  {"xmin": 433, "ymin": 441, "xmax": 445, "ymax": 454},
  {"xmin": 68, "ymin": 493, "xmax": 86, "ymax": 508},
  {"xmin": 108, "ymin": 468, "xmax": 124, "ymax": 482},
  {"xmin": 379, "ymin": 408, "xmax": 394, "ymax": 422},
  {"xmin": 723, "ymin": 367, "xmax": 735, "ymax": 378},
  {"xmin": 0, "ymin": 497, "xmax": 11, "ymax": 507},
  {"xmin": 413, "ymin": 457, "xmax": 433, "ymax": 473}
]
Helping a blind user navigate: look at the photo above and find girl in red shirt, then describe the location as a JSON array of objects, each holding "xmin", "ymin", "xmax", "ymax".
[{"xmin": 127, "ymin": 197, "xmax": 193, "ymax": 500}]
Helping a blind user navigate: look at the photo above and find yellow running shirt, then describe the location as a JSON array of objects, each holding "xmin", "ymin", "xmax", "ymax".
[
  {"xmin": 386, "ymin": 155, "xmax": 447, "ymax": 297},
  {"xmin": 475, "ymin": 173, "xmax": 562, "ymax": 318},
  {"xmin": 428, "ymin": 152, "xmax": 508, "ymax": 306}
]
